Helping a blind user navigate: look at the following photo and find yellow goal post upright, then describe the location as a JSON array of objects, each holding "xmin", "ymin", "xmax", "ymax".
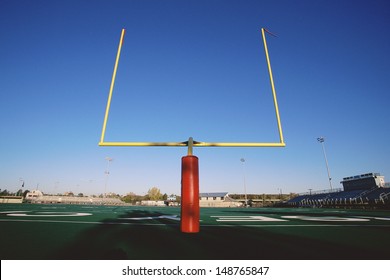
[{"xmin": 99, "ymin": 27, "xmax": 285, "ymax": 149}]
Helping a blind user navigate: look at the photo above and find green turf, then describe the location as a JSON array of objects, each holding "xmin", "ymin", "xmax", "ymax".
[{"xmin": 1, "ymin": 204, "xmax": 389, "ymax": 259}]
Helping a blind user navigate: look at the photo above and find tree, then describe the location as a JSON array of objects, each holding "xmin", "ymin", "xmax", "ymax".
[
  {"xmin": 0, "ymin": 189, "xmax": 10, "ymax": 196},
  {"xmin": 162, "ymin": 193, "xmax": 168, "ymax": 200},
  {"xmin": 22, "ymin": 190, "xmax": 30, "ymax": 198},
  {"xmin": 147, "ymin": 187, "xmax": 162, "ymax": 200},
  {"xmin": 122, "ymin": 192, "xmax": 138, "ymax": 203}
]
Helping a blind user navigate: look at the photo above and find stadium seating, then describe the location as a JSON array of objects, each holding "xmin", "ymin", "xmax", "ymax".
[{"xmin": 286, "ymin": 187, "xmax": 390, "ymax": 208}]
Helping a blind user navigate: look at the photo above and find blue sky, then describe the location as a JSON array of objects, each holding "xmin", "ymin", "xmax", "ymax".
[{"xmin": 1, "ymin": 0, "xmax": 389, "ymax": 196}]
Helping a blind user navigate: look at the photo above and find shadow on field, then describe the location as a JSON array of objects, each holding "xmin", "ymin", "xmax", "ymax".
[{"xmin": 51, "ymin": 209, "xmax": 390, "ymax": 260}]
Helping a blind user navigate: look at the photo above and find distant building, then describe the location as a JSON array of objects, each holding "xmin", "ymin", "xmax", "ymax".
[
  {"xmin": 199, "ymin": 192, "xmax": 229, "ymax": 201},
  {"xmin": 25, "ymin": 190, "xmax": 44, "ymax": 200},
  {"xmin": 340, "ymin": 173, "xmax": 385, "ymax": 191},
  {"xmin": 140, "ymin": 200, "xmax": 166, "ymax": 206},
  {"xmin": 0, "ymin": 196, "xmax": 23, "ymax": 204},
  {"xmin": 24, "ymin": 190, "xmax": 124, "ymax": 205},
  {"xmin": 167, "ymin": 195, "xmax": 177, "ymax": 201},
  {"xmin": 199, "ymin": 192, "xmax": 242, "ymax": 207}
]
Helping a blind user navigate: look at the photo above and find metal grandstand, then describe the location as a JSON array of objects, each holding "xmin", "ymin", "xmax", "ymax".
[{"xmin": 287, "ymin": 172, "xmax": 390, "ymax": 208}]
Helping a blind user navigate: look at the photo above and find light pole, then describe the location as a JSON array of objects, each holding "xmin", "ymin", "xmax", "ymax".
[
  {"xmin": 104, "ymin": 157, "xmax": 113, "ymax": 203},
  {"xmin": 317, "ymin": 137, "xmax": 333, "ymax": 191},
  {"xmin": 54, "ymin": 181, "xmax": 59, "ymax": 195},
  {"xmin": 277, "ymin": 188, "xmax": 282, "ymax": 200},
  {"xmin": 240, "ymin": 158, "xmax": 248, "ymax": 206},
  {"xmin": 19, "ymin": 178, "xmax": 24, "ymax": 196}
]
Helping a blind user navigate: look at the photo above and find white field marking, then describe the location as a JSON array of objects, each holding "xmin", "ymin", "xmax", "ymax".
[
  {"xmin": 281, "ymin": 216, "xmax": 369, "ymax": 222},
  {"xmin": 6, "ymin": 212, "xmax": 92, "ymax": 217},
  {"xmin": 350, "ymin": 216, "xmax": 390, "ymax": 221},
  {"xmin": 0, "ymin": 219, "xmax": 101, "ymax": 224},
  {"xmin": 0, "ymin": 211, "xmax": 29, "ymax": 214},
  {"xmin": 0, "ymin": 219, "xmax": 173, "ymax": 226},
  {"xmin": 211, "ymin": 216, "xmax": 287, "ymax": 222},
  {"xmin": 374, "ymin": 217, "xmax": 390, "ymax": 221},
  {"xmin": 201, "ymin": 224, "xmax": 390, "ymax": 227},
  {"xmin": 2, "ymin": 219, "xmax": 390, "ymax": 228},
  {"xmin": 120, "ymin": 215, "xmax": 181, "ymax": 221}
]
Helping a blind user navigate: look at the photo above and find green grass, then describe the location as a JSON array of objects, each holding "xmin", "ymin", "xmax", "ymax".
[{"xmin": 1, "ymin": 204, "xmax": 390, "ymax": 259}]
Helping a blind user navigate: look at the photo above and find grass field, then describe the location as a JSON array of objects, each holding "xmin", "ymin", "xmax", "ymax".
[{"xmin": 1, "ymin": 203, "xmax": 390, "ymax": 260}]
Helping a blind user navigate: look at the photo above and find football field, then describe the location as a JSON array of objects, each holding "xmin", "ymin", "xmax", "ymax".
[{"xmin": 1, "ymin": 203, "xmax": 390, "ymax": 260}]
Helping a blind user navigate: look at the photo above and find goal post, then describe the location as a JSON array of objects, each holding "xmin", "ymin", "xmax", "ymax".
[
  {"xmin": 99, "ymin": 28, "xmax": 285, "ymax": 148},
  {"xmin": 99, "ymin": 28, "xmax": 286, "ymax": 233}
]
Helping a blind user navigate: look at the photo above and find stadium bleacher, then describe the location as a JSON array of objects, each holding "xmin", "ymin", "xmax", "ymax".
[
  {"xmin": 287, "ymin": 173, "xmax": 390, "ymax": 208},
  {"xmin": 287, "ymin": 187, "xmax": 390, "ymax": 207}
]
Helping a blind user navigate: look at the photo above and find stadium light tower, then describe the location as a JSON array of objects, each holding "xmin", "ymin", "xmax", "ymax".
[
  {"xmin": 19, "ymin": 178, "xmax": 24, "ymax": 196},
  {"xmin": 240, "ymin": 158, "xmax": 248, "ymax": 206},
  {"xmin": 104, "ymin": 157, "xmax": 113, "ymax": 202},
  {"xmin": 317, "ymin": 137, "xmax": 333, "ymax": 191}
]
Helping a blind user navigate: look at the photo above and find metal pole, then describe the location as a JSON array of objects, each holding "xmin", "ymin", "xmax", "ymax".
[
  {"xmin": 317, "ymin": 137, "xmax": 333, "ymax": 191},
  {"xmin": 240, "ymin": 158, "xmax": 248, "ymax": 206},
  {"xmin": 100, "ymin": 29, "xmax": 126, "ymax": 144},
  {"xmin": 187, "ymin": 137, "xmax": 194, "ymax": 156},
  {"xmin": 261, "ymin": 28, "xmax": 284, "ymax": 145},
  {"xmin": 99, "ymin": 141, "xmax": 285, "ymax": 147},
  {"xmin": 104, "ymin": 157, "xmax": 113, "ymax": 203}
]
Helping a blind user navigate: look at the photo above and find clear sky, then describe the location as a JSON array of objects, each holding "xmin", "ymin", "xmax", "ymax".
[{"xmin": 1, "ymin": 0, "xmax": 389, "ymax": 196}]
